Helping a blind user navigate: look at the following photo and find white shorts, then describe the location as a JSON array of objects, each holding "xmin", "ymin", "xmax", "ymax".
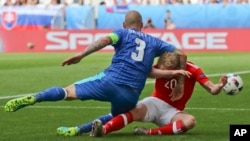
[{"xmin": 138, "ymin": 97, "xmax": 181, "ymax": 127}]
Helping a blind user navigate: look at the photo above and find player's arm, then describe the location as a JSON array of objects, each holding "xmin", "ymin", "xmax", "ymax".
[
  {"xmin": 81, "ymin": 32, "xmax": 119, "ymax": 58},
  {"xmin": 169, "ymin": 48, "xmax": 187, "ymax": 101},
  {"xmin": 202, "ymin": 75, "xmax": 228, "ymax": 95},
  {"xmin": 62, "ymin": 33, "xmax": 116, "ymax": 66},
  {"xmin": 172, "ymin": 48, "xmax": 187, "ymax": 84},
  {"xmin": 80, "ymin": 36, "xmax": 112, "ymax": 58},
  {"xmin": 148, "ymin": 67, "xmax": 191, "ymax": 79}
]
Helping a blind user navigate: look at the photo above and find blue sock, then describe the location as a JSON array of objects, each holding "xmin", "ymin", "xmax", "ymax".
[
  {"xmin": 78, "ymin": 113, "xmax": 113, "ymax": 134},
  {"xmin": 34, "ymin": 86, "xmax": 66, "ymax": 102}
]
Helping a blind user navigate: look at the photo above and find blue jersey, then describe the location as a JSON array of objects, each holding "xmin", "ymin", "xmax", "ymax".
[{"xmin": 103, "ymin": 28, "xmax": 175, "ymax": 93}]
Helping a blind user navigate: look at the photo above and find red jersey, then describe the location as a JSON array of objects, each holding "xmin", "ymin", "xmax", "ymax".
[{"xmin": 152, "ymin": 62, "xmax": 210, "ymax": 110}]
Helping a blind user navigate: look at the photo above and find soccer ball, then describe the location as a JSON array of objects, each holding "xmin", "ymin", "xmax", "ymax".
[{"xmin": 223, "ymin": 73, "xmax": 243, "ymax": 95}]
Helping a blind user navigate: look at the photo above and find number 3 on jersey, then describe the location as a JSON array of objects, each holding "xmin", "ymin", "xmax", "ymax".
[{"xmin": 131, "ymin": 38, "xmax": 146, "ymax": 61}]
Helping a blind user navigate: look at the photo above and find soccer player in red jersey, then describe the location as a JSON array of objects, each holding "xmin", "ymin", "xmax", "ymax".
[{"xmin": 90, "ymin": 52, "xmax": 227, "ymax": 136}]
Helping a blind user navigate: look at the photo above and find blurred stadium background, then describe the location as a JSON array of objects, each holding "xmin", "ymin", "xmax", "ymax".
[{"xmin": 1, "ymin": 0, "xmax": 250, "ymax": 52}]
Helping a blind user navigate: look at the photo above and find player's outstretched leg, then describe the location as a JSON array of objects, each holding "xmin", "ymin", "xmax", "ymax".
[
  {"xmin": 4, "ymin": 95, "xmax": 36, "ymax": 112},
  {"xmin": 4, "ymin": 86, "xmax": 67, "ymax": 112},
  {"xmin": 134, "ymin": 126, "xmax": 147, "ymax": 135},
  {"xmin": 57, "ymin": 114, "xmax": 112, "ymax": 136},
  {"xmin": 57, "ymin": 127, "xmax": 80, "ymax": 136},
  {"xmin": 89, "ymin": 119, "xmax": 103, "ymax": 137}
]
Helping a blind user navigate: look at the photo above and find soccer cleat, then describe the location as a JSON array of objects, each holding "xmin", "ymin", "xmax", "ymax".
[
  {"xmin": 89, "ymin": 119, "xmax": 103, "ymax": 137},
  {"xmin": 134, "ymin": 126, "xmax": 147, "ymax": 135},
  {"xmin": 4, "ymin": 96, "xmax": 36, "ymax": 112},
  {"xmin": 57, "ymin": 127, "xmax": 80, "ymax": 136}
]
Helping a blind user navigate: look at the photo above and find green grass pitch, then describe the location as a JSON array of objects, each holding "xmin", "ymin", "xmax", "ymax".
[{"xmin": 0, "ymin": 52, "xmax": 249, "ymax": 141}]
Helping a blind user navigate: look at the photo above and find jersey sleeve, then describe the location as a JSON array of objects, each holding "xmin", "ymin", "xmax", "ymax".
[
  {"xmin": 156, "ymin": 39, "xmax": 176, "ymax": 56},
  {"xmin": 188, "ymin": 62, "xmax": 210, "ymax": 85}
]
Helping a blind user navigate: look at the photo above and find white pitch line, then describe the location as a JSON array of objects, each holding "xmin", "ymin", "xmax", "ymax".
[
  {"xmin": 207, "ymin": 70, "xmax": 250, "ymax": 77},
  {"xmin": 0, "ymin": 105, "xmax": 249, "ymax": 111},
  {"xmin": 0, "ymin": 70, "xmax": 249, "ymax": 100},
  {"xmin": 0, "ymin": 94, "xmax": 36, "ymax": 100},
  {"xmin": 143, "ymin": 70, "xmax": 250, "ymax": 84}
]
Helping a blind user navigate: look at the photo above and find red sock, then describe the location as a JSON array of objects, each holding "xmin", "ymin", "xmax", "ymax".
[
  {"xmin": 147, "ymin": 120, "xmax": 186, "ymax": 135},
  {"xmin": 104, "ymin": 112, "xmax": 133, "ymax": 134}
]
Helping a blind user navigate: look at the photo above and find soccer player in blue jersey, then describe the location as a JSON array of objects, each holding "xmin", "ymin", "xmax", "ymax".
[{"xmin": 4, "ymin": 10, "xmax": 187, "ymax": 132}]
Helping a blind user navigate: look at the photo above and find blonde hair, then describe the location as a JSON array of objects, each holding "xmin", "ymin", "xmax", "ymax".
[{"xmin": 157, "ymin": 52, "xmax": 180, "ymax": 70}]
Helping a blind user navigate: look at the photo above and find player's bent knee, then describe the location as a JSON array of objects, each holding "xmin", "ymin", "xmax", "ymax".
[
  {"xmin": 64, "ymin": 85, "xmax": 78, "ymax": 100},
  {"xmin": 184, "ymin": 115, "xmax": 196, "ymax": 129}
]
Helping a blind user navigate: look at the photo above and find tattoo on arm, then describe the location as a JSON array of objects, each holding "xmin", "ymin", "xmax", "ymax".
[
  {"xmin": 175, "ymin": 49, "xmax": 187, "ymax": 84},
  {"xmin": 82, "ymin": 36, "xmax": 112, "ymax": 57}
]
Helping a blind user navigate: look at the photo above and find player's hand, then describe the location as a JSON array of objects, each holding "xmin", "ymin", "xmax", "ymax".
[
  {"xmin": 61, "ymin": 53, "xmax": 84, "ymax": 66},
  {"xmin": 173, "ymin": 70, "xmax": 191, "ymax": 78},
  {"xmin": 169, "ymin": 83, "xmax": 184, "ymax": 101},
  {"xmin": 218, "ymin": 75, "xmax": 228, "ymax": 88}
]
